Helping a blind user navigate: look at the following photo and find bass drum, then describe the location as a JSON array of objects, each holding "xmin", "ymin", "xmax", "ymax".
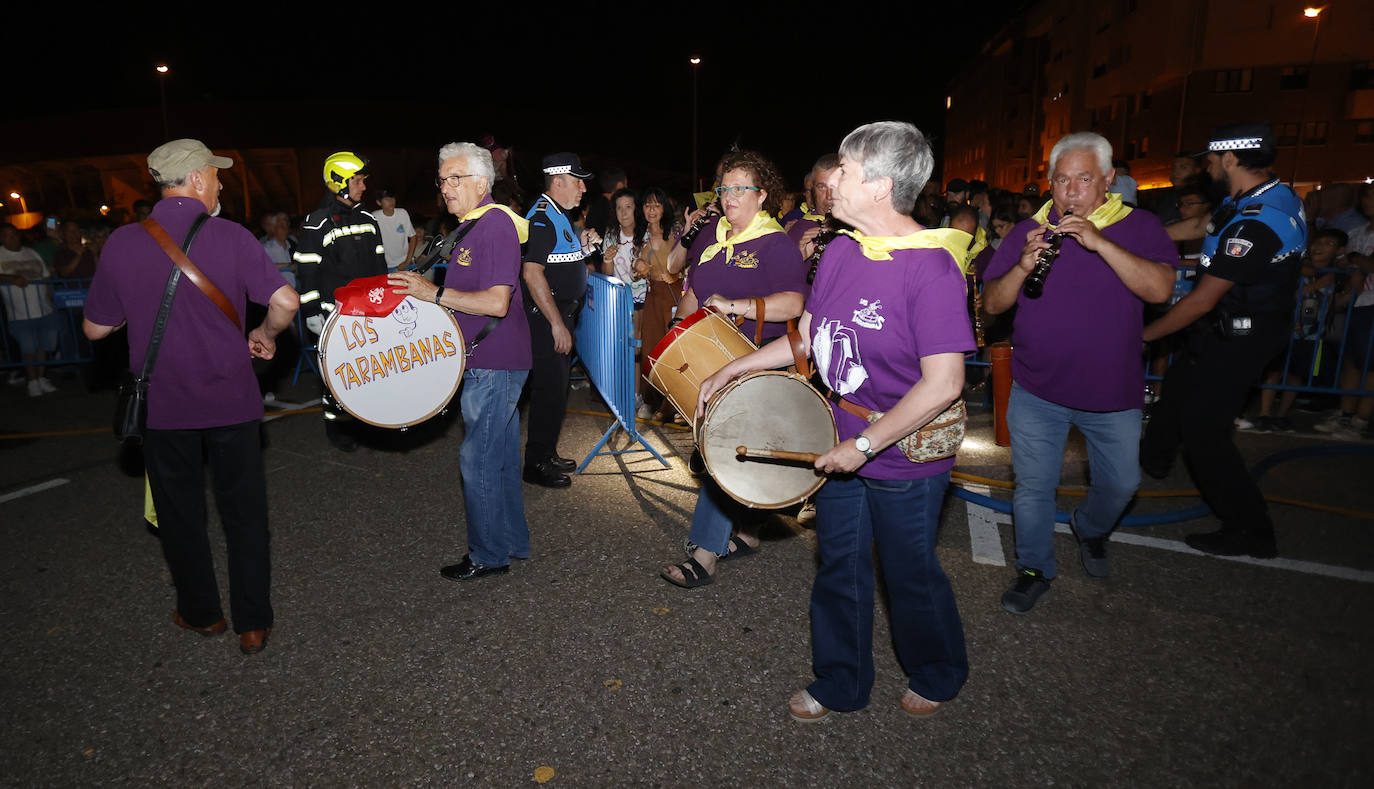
[
  {"xmin": 319, "ymin": 297, "xmax": 465, "ymax": 428},
  {"xmin": 697, "ymin": 371, "xmax": 837, "ymax": 509},
  {"xmin": 642, "ymin": 306, "xmax": 757, "ymax": 422}
]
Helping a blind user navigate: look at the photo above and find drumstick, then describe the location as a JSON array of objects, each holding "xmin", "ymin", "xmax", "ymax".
[{"xmin": 736, "ymin": 446, "xmax": 820, "ymax": 463}]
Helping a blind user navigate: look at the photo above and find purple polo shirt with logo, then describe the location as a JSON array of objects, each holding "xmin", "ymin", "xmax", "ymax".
[
  {"xmin": 983, "ymin": 207, "xmax": 1178, "ymax": 411},
  {"xmin": 445, "ymin": 196, "xmax": 531, "ymax": 371},
  {"xmin": 685, "ymin": 215, "xmax": 808, "ymax": 342},
  {"xmin": 809, "ymin": 236, "xmax": 975, "ymax": 480},
  {"xmin": 85, "ymin": 197, "xmax": 287, "ymax": 429}
]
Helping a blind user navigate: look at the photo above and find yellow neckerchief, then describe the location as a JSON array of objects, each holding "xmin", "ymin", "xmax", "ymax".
[
  {"xmin": 965, "ymin": 225, "xmax": 988, "ymax": 270},
  {"xmin": 1030, "ymin": 193, "xmax": 1132, "ymax": 231},
  {"xmin": 839, "ymin": 227, "xmax": 975, "ymax": 275},
  {"xmin": 462, "ymin": 202, "xmax": 530, "ymax": 244},
  {"xmin": 799, "ymin": 203, "xmax": 826, "ymax": 223},
  {"xmin": 698, "ymin": 211, "xmax": 784, "ymax": 265}
]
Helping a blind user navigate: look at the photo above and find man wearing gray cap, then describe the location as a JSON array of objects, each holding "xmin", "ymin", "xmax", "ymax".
[
  {"xmin": 1141, "ymin": 121, "xmax": 1307, "ymax": 558},
  {"xmin": 84, "ymin": 139, "xmax": 299, "ymax": 655}
]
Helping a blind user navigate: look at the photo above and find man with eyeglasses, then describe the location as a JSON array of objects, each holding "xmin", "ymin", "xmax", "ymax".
[
  {"xmin": 295, "ymin": 151, "xmax": 388, "ymax": 452},
  {"xmin": 520, "ymin": 152, "xmax": 601, "ymax": 488}
]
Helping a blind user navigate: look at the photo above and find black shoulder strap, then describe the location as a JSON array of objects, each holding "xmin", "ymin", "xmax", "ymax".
[{"xmin": 137, "ymin": 213, "xmax": 211, "ymax": 382}]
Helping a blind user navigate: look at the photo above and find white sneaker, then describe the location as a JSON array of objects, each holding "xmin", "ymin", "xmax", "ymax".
[
  {"xmin": 27, "ymin": 379, "xmax": 42, "ymax": 398},
  {"xmin": 1330, "ymin": 416, "xmax": 1369, "ymax": 441},
  {"xmin": 1314, "ymin": 412, "xmax": 1349, "ymax": 434},
  {"xmin": 1234, "ymin": 417, "xmax": 1255, "ymax": 430},
  {"xmin": 636, "ymin": 403, "xmax": 654, "ymax": 420},
  {"xmin": 37, "ymin": 377, "xmax": 57, "ymax": 393}
]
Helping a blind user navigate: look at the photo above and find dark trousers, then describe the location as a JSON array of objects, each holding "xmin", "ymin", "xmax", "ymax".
[
  {"xmin": 524, "ymin": 303, "xmax": 579, "ymax": 462},
  {"xmin": 144, "ymin": 420, "xmax": 272, "ymax": 633},
  {"xmin": 809, "ymin": 473, "xmax": 968, "ymax": 712},
  {"xmin": 1141, "ymin": 322, "xmax": 1288, "ymax": 534}
]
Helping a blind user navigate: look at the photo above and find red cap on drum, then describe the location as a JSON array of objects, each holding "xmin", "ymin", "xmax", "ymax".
[{"xmin": 334, "ymin": 274, "xmax": 409, "ymax": 317}]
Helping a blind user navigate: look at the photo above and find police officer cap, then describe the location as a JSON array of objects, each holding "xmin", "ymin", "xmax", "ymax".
[
  {"xmin": 541, "ymin": 152, "xmax": 593, "ymax": 179},
  {"xmin": 1204, "ymin": 121, "xmax": 1276, "ymax": 156}
]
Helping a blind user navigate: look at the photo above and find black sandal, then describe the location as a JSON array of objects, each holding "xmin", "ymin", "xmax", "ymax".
[
  {"xmin": 718, "ymin": 535, "xmax": 758, "ymax": 563},
  {"xmin": 660, "ymin": 557, "xmax": 713, "ymax": 589}
]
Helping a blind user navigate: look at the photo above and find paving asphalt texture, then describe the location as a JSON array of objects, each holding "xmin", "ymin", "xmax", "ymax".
[{"xmin": 2, "ymin": 370, "xmax": 1372, "ymax": 788}]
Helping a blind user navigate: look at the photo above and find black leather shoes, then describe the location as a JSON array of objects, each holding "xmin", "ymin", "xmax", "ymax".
[
  {"xmin": 546, "ymin": 455, "xmax": 576, "ymax": 472},
  {"xmin": 523, "ymin": 461, "xmax": 571, "ymax": 488},
  {"xmin": 440, "ymin": 555, "xmax": 511, "ymax": 581}
]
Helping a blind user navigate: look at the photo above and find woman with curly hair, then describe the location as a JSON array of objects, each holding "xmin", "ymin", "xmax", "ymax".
[{"xmin": 659, "ymin": 149, "xmax": 808, "ymax": 588}]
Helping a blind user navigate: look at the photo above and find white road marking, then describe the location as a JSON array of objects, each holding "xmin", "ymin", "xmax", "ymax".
[
  {"xmin": 0, "ymin": 478, "xmax": 69, "ymax": 504},
  {"xmin": 964, "ymin": 494, "xmax": 1007, "ymax": 566}
]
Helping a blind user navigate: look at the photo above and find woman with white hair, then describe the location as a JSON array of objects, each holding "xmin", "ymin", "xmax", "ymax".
[{"xmin": 697, "ymin": 121, "xmax": 976, "ymax": 722}]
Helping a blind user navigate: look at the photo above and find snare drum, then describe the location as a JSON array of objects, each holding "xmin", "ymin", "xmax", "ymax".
[
  {"xmin": 319, "ymin": 297, "xmax": 465, "ymax": 428},
  {"xmin": 643, "ymin": 306, "xmax": 757, "ymax": 422},
  {"xmin": 697, "ymin": 371, "xmax": 837, "ymax": 509}
]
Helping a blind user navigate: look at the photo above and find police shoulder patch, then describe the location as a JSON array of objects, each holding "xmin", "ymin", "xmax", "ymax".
[{"xmin": 1224, "ymin": 238, "xmax": 1254, "ymax": 258}]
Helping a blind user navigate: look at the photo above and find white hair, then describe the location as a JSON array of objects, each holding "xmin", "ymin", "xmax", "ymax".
[
  {"xmin": 838, "ymin": 121, "xmax": 933, "ymax": 215},
  {"xmin": 1049, "ymin": 132, "xmax": 1113, "ymax": 178},
  {"xmin": 438, "ymin": 142, "xmax": 495, "ymax": 193}
]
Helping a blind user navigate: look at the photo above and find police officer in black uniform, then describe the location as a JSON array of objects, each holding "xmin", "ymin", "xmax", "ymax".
[
  {"xmin": 521, "ymin": 153, "xmax": 600, "ymax": 487},
  {"xmin": 1139, "ymin": 122, "xmax": 1307, "ymax": 558},
  {"xmin": 295, "ymin": 151, "xmax": 388, "ymax": 451}
]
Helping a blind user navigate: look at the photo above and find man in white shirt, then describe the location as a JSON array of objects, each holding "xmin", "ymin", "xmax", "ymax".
[
  {"xmin": 375, "ymin": 190, "xmax": 418, "ymax": 271},
  {"xmin": 0, "ymin": 224, "xmax": 59, "ymax": 397}
]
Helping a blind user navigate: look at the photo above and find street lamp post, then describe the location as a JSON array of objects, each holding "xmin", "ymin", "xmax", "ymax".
[
  {"xmin": 156, "ymin": 64, "xmax": 170, "ymax": 141},
  {"xmin": 9, "ymin": 192, "xmax": 27, "ymax": 213},
  {"xmin": 1290, "ymin": 7, "xmax": 1325, "ymax": 185},
  {"xmin": 690, "ymin": 56, "xmax": 701, "ymax": 192}
]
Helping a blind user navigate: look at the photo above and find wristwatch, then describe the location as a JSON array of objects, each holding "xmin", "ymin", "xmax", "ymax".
[{"xmin": 854, "ymin": 433, "xmax": 877, "ymax": 461}]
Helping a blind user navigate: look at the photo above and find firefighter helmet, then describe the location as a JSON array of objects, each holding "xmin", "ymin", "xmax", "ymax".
[{"xmin": 323, "ymin": 151, "xmax": 368, "ymax": 195}]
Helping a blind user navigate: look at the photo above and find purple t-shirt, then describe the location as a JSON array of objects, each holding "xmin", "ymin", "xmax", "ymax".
[
  {"xmin": 983, "ymin": 207, "xmax": 1178, "ymax": 411},
  {"xmin": 785, "ymin": 217, "xmax": 820, "ymax": 250},
  {"xmin": 685, "ymin": 215, "xmax": 808, "ymax": 342},
  {"xmin": 809, "ymin": 236, "xmax": 976, "ymax": 480},
  {"xmin": 85, "ymin": 197, "xmax": 287, "ymax": 429},
  {"xmin": 445, "ymin": 197, "xmax": 531, "ymax": 371}
]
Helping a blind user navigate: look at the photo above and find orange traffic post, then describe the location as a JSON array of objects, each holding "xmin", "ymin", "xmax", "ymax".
[{"xmin": 991, "ymin": 341, "xmax": 1013, "ymax": 447}]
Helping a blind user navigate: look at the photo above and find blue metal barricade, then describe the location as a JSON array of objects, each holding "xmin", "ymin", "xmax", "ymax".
[
  {"xmin": 573, "ymin": 273, "xmax": 669, "ymax": 470},
  {"xmin": 1, "ymin": 276, "xmax": 93, "ymax": 370}
]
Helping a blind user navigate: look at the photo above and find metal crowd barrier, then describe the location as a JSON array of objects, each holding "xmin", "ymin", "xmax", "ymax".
[
  {"xmin": 573, "ymin": 273, "xmax": 668, "ymax": 470},
  {"xmin": 0, "ymin": 277, "xmax": 94, "ymax": 370}
]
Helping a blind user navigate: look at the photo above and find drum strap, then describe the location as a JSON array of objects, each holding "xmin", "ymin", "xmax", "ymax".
[
  {"xmin": 465, "ymin": 316, "xmax": 501, "ymax": 358},
  {"xmin": 733, "ymin": 298, "xmax": 767, "ymax": 345}
]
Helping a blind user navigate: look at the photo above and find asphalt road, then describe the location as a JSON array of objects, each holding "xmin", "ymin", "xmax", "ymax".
[{"xmin": 2, "ymin": 374, "xmax": 1371, "ymax": 787}]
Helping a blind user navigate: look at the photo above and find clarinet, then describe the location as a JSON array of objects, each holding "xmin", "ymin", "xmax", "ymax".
[
  {"xmin": 1022, "ymin": 210, "xmax": 1072, "ymax": 299},
  {"xmin": 805, "ymin": 214, "xmax": 841, "ymax": 284},
  {"xmin": 968, "ymin": 272, "xmax": 986, "ymax": 348},
  {"xmin": 678, "ymin": 199, "xmax": 720, "ymax": 249}
]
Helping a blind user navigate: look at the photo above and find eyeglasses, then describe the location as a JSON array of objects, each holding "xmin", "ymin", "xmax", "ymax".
[
  {"xmin": 714, "ymin": 185, "xmax": 761, "ymax": 198},
  {"xmin": 435, "ymin": 174, "xmax": 479, "ymax": 189}
]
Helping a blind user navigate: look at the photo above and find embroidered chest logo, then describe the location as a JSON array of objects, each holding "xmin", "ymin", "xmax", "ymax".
[
  {"xmin": 454, "ymin": 247, "xmax": 473, "ymax": 267},
  {"xmin": 729, "ymin": 250, "xmax": 760, "ymax": 269},
  {"xmin": 852, "ymin": 298, "xmax": 885, "ymax": 330},
  {"xmin": 563, "ymin": 229, "xmax": 576, "ymax": 244},
  {"xmin": 392, "ymin": 298, "xmax": 419, "ymax": 337},
  {"xmin": 368, "ymin": 287, "xmax": 386, "ymax": 304},
  {"xmin": 1224, "ymin": 238, "xmax": 1253, "ymax": 258}
]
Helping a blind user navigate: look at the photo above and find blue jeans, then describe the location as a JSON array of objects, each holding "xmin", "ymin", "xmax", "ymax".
[
  {"xmin": 1007, "ymin": 383, "xmax": 1141, "ymax": 579},
  {"xmin": 686, "ymin": 478, "xmax": 759, "ymax": 556},
  {"xmin": 459, "ymin": 368, "xmax": 529, "ymax": 567},
  {"xmin": 809, "ymin": 473, "xmax": 968, "ymax": 712}
]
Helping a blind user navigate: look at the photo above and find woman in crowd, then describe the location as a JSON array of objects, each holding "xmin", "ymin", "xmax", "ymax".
[
  {"xmin": 601, "ymin": 186, "xmax": 647, "ymax": 311},
  {"xmin": 696, "ymin": 122, "xmax": 972, "ymax": 721},
  {"xmin": 658, "ymin": 150, "xmax": 807, "ymax": 588},
  {"xmin": 635, "ymin": 187, "xmax": 681, "ymax": 419}
]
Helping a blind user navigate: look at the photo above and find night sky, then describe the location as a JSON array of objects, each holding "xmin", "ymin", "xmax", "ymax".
[{"xmin": 6, "ymin": 3, "xmax": 1024, "ymax": 190}]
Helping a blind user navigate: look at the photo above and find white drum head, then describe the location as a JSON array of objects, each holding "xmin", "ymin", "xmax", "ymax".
[{"xmin": 319, "ymin": 298, "xmax": 465, "ymax": 428}]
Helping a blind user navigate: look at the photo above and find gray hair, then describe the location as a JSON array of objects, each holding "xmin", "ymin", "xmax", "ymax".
[
  {"xmin": 838, "ymin": 121, "xmax": 933, "ymax": 215},
  {"xmin": 438, "ymin": 142, "xmax": 495, "ymax": 193},
  {"xmin": 1049, "ymin": 132, "xmax": 1113, "ymax": 178},
  {"xmin": 156, "ymin": 176, "xmax": 188, "ymax": 190}
]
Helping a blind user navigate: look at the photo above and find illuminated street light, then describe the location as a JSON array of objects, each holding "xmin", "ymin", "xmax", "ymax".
[
  {"xmin": 155, "ymin": 63, "xmax": 170, "ymax": 140},
  {"xmin": 1303, "ymin": 6, "xmax": 1324, "ymax": 18},
  {"xmin": 100, "ymin": 205, "xmax": 111, "ymax": 216},
  {"xmin": 690, "ymin": 56, "xmax": 703, "ymax": 191},
  {"xmin": 9, "ymin": 192, "xmax": 27, "ymax": 212}
]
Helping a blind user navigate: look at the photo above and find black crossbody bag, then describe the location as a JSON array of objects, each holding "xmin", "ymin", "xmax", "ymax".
[{"xmin": 112, "ymin": 214, "xmax": 212, "ymax": 443}]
